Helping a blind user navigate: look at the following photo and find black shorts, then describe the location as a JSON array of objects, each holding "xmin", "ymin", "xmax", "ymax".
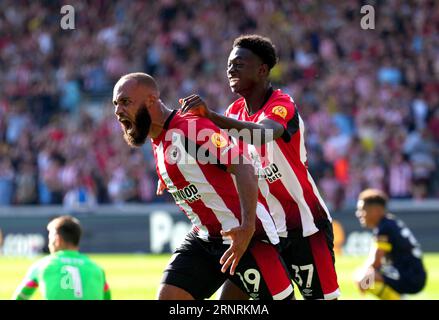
[
  {"xmin": 381, "ymin": 264, "xmax": 427, "ymax": 294},
  {"xmin": 161, "ymin": 231, "xmax": 293, "ymax": 300},
  {"xmin": 280, "ymin": 222, "xmax": 340, "ymax": 300}
]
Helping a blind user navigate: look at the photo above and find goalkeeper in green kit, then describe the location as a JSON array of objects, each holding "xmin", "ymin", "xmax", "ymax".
[{"xmin": 13, "ymin": 215, "xmax": 111, "ymax": 300}]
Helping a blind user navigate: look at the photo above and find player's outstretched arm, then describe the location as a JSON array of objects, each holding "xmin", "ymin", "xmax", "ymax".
[
  {"xmin": 103, "ymin": 281, "xmax": 111, "ymax": 300},
  {"xmin": 12, "ymin": 278, "xmax": 38, "ymax": 300},
  {"xmin": 12, "ymin": 263, "xmax": 40, "ymax": 300},
  {"xmin": 180, "ymin": 94, "xmax": 284, "ymax": 145},
  {"xmin": 219, "ymin": 158, "xmax": 257, "ymax": 275}
]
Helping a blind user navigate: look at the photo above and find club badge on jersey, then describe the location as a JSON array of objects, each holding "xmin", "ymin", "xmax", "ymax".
[{"xmin": 272, "ymin": 106, "xmax": 288, "ymax": 119}]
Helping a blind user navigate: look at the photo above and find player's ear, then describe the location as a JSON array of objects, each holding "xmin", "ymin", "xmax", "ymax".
[
  {"xmin": 145, "ymin": 94, "xmax": 159, "ymax": 109},
  {"xmin": 259, "ymin": 64, "xmax": 270, "ymax": 77},
  {"xmin": 54, "ymin": 233, "xmax": 64, "ymax": 248}
]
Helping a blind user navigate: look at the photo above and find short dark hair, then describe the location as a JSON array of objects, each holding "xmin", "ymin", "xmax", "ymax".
[
  {"xmin": 48, "ymin": 216, "xmax": 82, "ymax": 246},
  {"xmin": 358, "ymin": 189, "xmax": 388, "ymax": 208},
  {"xmin": 233, "ymin": 34, "xmax": 278, "ymax": 70}
]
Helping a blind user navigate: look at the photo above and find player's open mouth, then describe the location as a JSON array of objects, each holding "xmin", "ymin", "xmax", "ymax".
[
  {"xmin": 119, "ymin": 118, "xmax": 132, "ymax": 131},
  {"xmin": 229, "ymin": 77, "xmax": 240, "ymax": 85}
]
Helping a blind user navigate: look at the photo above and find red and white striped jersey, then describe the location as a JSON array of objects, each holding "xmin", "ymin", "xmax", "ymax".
[
  {"xmin": 225, "ymin": 89, "xmax": 332, "ymax": 237},
  {"xmin": 151, "ymin": 110, "xmax": 279, "ymax": 245}
]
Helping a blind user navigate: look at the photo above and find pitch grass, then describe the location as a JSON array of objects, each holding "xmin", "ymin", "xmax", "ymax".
[{"xmin": 1, "ymin": 253, "xmax": 438, "ymax": 300}]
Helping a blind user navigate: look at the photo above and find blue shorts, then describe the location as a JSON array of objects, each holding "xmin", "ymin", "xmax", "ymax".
[{"xmin": 381, "ymin": 264, "xmax": 426, "ymax": 294}]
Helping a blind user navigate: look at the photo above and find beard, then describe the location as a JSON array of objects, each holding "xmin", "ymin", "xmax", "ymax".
[{"xmin": 122, "ymin": 105, "xmax": 151, "ymax": 147}]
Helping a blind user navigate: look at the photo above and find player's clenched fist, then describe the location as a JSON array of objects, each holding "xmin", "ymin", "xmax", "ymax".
[{"xmin": 179, "ymin": 94, "xmax": 211, "ymax": 118}]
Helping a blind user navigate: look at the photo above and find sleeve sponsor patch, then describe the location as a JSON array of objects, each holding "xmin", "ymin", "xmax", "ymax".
[
  {"xmin": 272, "ymin": 105, "xmax": 288, "ymax": 119},
  {"xmin": 211, "ymin": 132, "xmax": 228, "ymax": 148}
]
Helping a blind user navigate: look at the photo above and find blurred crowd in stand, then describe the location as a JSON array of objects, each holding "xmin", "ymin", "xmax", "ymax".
[{"xmin": 0, "ymin": 0, "xmax": 438, "ymax": 211}]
